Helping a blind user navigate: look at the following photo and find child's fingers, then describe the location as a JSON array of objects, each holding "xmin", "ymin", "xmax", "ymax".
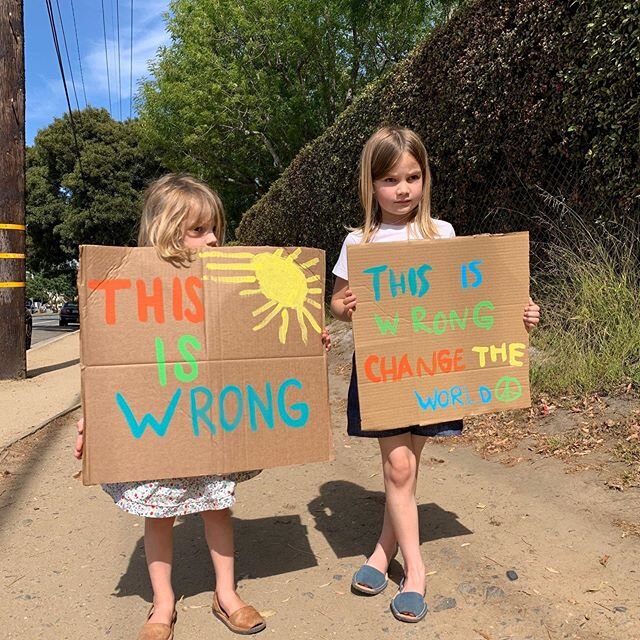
[{"xmin": 73, "ymin": 433, "xmax": 84, "ymax": 460}]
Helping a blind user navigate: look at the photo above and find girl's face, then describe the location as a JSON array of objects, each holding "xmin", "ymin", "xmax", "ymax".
[
  {"xmin": 373, "ymin": 152, "xmax": 423, "ymax": 224},
  {"xmin": 182, "ymin": 213, "xmax": 219, "ymax": 249}
]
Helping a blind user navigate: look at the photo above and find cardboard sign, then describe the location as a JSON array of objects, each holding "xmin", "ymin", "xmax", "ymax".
[
  {"xmin": 348, "ymin": 233, "xmax": 531, "ymax": 430},
  {"xmin": 79, "ymin": 245, "xmax": 332, "ymax": 485}
]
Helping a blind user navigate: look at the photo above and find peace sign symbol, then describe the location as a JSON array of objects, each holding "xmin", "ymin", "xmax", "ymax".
[{"xmin": 495, "ymin": 376, "xmax": 523, "ymax": 403}]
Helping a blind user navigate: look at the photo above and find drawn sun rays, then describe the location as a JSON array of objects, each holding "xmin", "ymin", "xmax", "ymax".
[{"xmin": 200, "ymin": 248, "xmax": 323, "ymax": 344}]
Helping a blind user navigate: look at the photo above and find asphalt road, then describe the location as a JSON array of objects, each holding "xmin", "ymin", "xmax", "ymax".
[{"xmin": 31, "ymin": 313, "xmax": 78, "ymax": 346}]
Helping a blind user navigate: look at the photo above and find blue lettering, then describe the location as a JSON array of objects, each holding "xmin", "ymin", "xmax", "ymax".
[
  {"xmin": 190, "ymin": 386, "xmax": 215, "ymax": 435},
  {"xmin": 219, "ymin": 385, "xmax": 243, "ymax": 432},
  {"xmin": 461, "ymin": 260, "xmax": 483, "ymax": 289},
  {"xmin": 363, "ymin": 264, "xmax": 388, "ymax": 302},
  {"xmin": 116, "ymin": 389, "xmax": 182, "ymax": 439},
  {"xmin": 450, "ymin": 385, "xmax": 464, "ymax": 406},
  {"xmin": 247, "ymin": 383, "xmax": 275, "ymax": 431},
  {"xmin": 389, "ymin": 268, "xmax": 406, "ymax": 298},
  {"xmin": 414, "ymin": 388, "xmax": 439, "ymax": 411},
  {"xmin": 479, "ymin": 385, "xmax": 492, "ymax": 403},
  {"xmin": 278, "ymin": 378, "xmax": 308, "ymax": 428},
  {"xmin": 416, "ymin": 264, "xmax": 432, "ymax": 297}
]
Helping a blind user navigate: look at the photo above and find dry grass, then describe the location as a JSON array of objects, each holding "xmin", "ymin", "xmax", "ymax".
[{"xmin": 453, "ymin": 393, "xmax": 640, "ymax": 487}]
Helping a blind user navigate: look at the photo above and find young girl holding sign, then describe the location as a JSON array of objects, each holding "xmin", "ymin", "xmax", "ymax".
[
  {"xmin": 75, "ymin": 174, "xmax": 331, "ymax": 639},
  {"xmin": 330, "ymin": 127, "xmax": 539, "ymax": 623}
]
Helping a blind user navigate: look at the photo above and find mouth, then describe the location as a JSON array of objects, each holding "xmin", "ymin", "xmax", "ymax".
[{"xmin": 395, "ymin": 200, "xmax": 412, "ymax": 205}]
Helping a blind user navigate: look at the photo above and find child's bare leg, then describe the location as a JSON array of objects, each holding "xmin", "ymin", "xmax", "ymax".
[
  {"xmin": 201, "ymin": 508, "xmax": 247, "ymax": 615},
  {"xmin": 411, "ymin": 434, "xmax": 427, "ymax": 488},
  {"xmin": 144, "ymin": 516, "xmax": 176, "ymax": 624},
  {"xmin": 366, "ymin": 503, "xmax": 398, "ymax": 574},
  {"xmin": 367, "ymin": 434, "xmax": 428, "ymax": 575},
  {"xmin": 378, "ymin": 434, "xmax": 425, "ymax": 594}
]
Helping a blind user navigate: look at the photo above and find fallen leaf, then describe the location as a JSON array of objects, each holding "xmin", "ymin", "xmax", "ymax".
[
  {"xmin": 546, "ymin": 567, "xmax": 560, "ymax": 574},
  {"xmin": 599, "ymin": 555, "xmax": 610, "ymax": 567},
  {"xmin": 259, "ymin": 610, "xmax": 277, "ymax": 618}
]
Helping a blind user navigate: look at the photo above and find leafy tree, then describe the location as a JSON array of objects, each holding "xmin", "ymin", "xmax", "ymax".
[
  {"xmin": 26, "ymin": 271, "xmax": 75, "ymax": 304},
  {"xmin": 26, "ymin": 107, "xmax": 164, "ymax": 276},
  {"xmin": 138, "ymin": 0, "xmax": 463, "ymax": 227}
]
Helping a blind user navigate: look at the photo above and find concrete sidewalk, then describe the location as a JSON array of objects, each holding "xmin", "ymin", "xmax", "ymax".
[{"xmin": 1, "ymin": 331, "xmax": 80, "ymax": 450}]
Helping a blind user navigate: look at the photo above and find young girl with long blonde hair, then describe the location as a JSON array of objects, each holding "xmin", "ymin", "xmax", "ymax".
[{"xmin": 331, "ymin": 127, "xmax": 539, "ymax": 623}]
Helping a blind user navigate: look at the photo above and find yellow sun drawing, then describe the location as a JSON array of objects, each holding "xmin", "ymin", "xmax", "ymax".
[{"xmin": 199, "ymin": 248, "xmax": 322, "ymax": 344}]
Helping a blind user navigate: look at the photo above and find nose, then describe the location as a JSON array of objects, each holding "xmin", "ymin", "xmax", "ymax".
[
  {"xmin": 205, "ymin": 232, "xmax": 218, "ymax": 247},
  {"xmin": 397, "ymin": 180, "xmax": 409, "ymax": 196}
]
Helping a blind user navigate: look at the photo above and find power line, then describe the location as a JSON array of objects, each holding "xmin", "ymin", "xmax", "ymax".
[
  {"xmin": 110, "ymin": 0, "xmax": 120, "ymax": 119},
  {"xmin": 115, "ymin": 0, "xmax": 122, "ymax": 120},
  {"xmin": 69, "ymin": 0, "xmax": 88, "ymax": 107},
  {"xmin": 53, "ymin": 0, "xmax": 80, "ymax": 112},
  {"xmin": 129, "ymin": 0, "xmax": 134, "ymax": 119},
  {"xmin": 101, "ymin": 0, "xmax": 113, "ymax": 113},
  {"xmin": 44, "ymin": 0, "xmax": 85, "ymax": 180}
]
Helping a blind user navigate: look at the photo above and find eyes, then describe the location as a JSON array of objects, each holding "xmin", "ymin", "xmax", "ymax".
[
  {"xmin": 381, "ymin": 174, "xmax": 421, "ymax": 184},
  {"xmin": 187, "ymin": 224, "xmax": 214, "ymax": 236}
]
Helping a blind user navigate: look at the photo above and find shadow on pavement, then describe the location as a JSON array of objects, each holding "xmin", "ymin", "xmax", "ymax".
[
  {"xmin": 28, "ymin": 359, "xmax": 80, "ymax": 378},
  {"xmin": 308, "ymin": 480, "xmax": 472, "ymax": 560},
  {"xmin": 113, "ymin": 512, "xmax": 317, "ymax": 601}
]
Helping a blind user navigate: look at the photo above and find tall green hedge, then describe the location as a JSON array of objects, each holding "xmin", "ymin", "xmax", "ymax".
[{"xmin": 236, "ymin": 0, "xmax": 639, "ymax": 273}]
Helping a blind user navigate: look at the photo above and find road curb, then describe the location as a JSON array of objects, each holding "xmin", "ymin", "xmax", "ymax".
[
  {"xmin": 1, "ymin": 402, "xmax": 82, "ymax": 454},
  {"xmin": 30, "ymin": 329, "xmax": 79, "ymax": 351}
]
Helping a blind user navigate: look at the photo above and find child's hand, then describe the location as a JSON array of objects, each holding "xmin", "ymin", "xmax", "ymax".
[
  {"xmin": 523, "ymin": 298, "xmax": 540, "ymax": 333},
  {"xmin": 321, "ymin": 328, "xmax": 332, "ymax": 352},
  {"xmin": 74, "ymin": 417, "xmax": 84, "ymax": 460},
  {"xmin": 343, "ymin": 289, "xmax": 357, "ymax": 319}
]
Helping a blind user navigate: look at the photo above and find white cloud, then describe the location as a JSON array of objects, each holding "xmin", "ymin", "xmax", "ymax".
[
  {"xmin": 26, "ymin": 0, "xmax": 171, "ymax": 142},
  {"xmin": 84, "ymin": 1, "xmax": 171, "ymax": 103}
]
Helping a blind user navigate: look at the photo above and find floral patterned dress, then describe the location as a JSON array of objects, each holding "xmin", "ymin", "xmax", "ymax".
[{"xmin": 102, "ymin": 470, "xmax": 260, "ymax": 518}]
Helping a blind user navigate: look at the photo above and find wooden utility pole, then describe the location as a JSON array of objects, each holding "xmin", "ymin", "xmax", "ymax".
[{"xmin": 0, "ymin": 0, "xmax": 26, "ymax": 380}]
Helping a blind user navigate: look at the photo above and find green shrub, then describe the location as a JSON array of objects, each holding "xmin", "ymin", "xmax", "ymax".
[
  {"xmin": 531, "ymin": 215, "xmax": 640, "ymax": 394},
  {"xmin": 237, "ymin": 0, "xmax": 638, "ymax": 276}
]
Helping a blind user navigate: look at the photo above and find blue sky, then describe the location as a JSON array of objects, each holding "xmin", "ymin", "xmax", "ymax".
[{"xmin": 25, "ymin": 0, "xmax": 171, "ymax": 145}]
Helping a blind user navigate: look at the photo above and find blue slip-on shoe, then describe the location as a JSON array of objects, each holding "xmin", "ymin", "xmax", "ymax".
[
  {"xmin": 351, "ymin": 564, "xmax": 389, "ymax": 595},
  {"xmin": 390, "ymin": 583, "xmax": 428, "ymax": 623}
]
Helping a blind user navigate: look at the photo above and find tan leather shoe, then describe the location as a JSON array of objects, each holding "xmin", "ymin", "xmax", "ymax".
[
  {"xmin": 137, "ymin": 606, "xmax": 177, "ymax": 640},
  {"xmin": 212, "ymin": 592, "xmax": 266, "ymax": 635}
]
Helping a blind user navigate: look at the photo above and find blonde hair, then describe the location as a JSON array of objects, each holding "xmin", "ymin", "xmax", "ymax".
[
  {"xmin": 357, "ymin": 126, "xmax": 439, "ymax": 243},
  {"xmin": 138, "ymin": 173, "xmax": 226, "ymax": 265}
]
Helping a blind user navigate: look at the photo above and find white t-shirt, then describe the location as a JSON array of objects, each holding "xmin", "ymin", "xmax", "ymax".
[{"xmin": 332, "ymin": 219, "xmax": 456, "ymax": 281}]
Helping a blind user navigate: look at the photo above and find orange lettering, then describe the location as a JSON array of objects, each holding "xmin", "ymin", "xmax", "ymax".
[
  {"xmin": 88, "ymin": 279, "xmax": 131, "ymax": 325},
  {"xmin": 137, "ymin": 278, "xmax": 165, "ymax": 323},
  {"xmin": 364, "ymin": 355, "xmax": 381, "ymax": 383},
  {"xmin": 184, "ymin": 276, "xmax": 204, "ymax": 323}
]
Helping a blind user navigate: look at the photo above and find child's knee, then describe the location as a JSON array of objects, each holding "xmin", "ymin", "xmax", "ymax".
[{"xmin": 384, "ymin": 454, "xmax": 415, "ymax": 488}]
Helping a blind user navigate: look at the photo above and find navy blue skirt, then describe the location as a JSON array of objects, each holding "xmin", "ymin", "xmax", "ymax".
[{"xmin": 347, "ymin": 355, "xmax": 463, "ymax": 438}]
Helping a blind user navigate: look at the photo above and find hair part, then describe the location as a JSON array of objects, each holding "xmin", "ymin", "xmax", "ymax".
[
  {"xmin": 138, "ymin": 173, "xmax": 226, "ymax": 265},
  {"xmin": 357, "ymin": 126, "xmax": 438, "ymax": 242}
]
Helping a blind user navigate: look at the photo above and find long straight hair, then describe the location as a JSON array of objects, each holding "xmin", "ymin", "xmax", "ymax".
[
  {"xmin": 357, "ymin": 126, "xmax": 438, "ymax": 242},
  {"xmin": 138, "ymin": 174, "xmax": 226, "ymax": 265}
]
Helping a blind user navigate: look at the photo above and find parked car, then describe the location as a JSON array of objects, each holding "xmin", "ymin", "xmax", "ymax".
[
  {"xmin": 26, "ymin": 303, "xmax": 32, "ymax": 350},
  {"xmin": 59, "ymin": 301, "xmax": 80, "ymax": 326}
]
